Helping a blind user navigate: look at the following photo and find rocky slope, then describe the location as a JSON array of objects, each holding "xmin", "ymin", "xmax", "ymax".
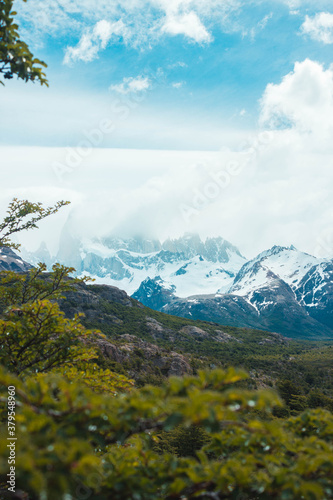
[
  {"xmin": 55, "ymin": 280, "xmax": 297, "ymax": 381},
  {"xmin": 57, "ymin": 281, "xmax": 333, "ymax": 395}
]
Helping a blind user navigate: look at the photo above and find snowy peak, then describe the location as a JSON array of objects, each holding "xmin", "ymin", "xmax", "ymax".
[
  {"xmin": 19, "ymin": 234, "xmax": 333, "ymax": 339},
  {"xmin": 295, "ymin": 260, "xmax": 333, "ymax": 330},
  {"xmin": 20, "ymin": 241, "xmax": 53, "ymax": 268},
  {"xmin": 133, "ymin": 276, "xmax": 176, "ymax": 311},
  {"xmin": 229, "ymin": 245, "xmax": 321, "ymax": 295},
  {"xmin": 228, "ymin": 261, "xmax": 283, "ymax": 297},
  {"xmin": 162, "ymin": 234, "xmax": 244, "ymax": 263},
  {"xmin": 98, "ymin": 233, "xmax": 244, "ymax": 263},
  {"xmin": 100, "ymin": 236, "xmax": 162, "ymax": 255}
]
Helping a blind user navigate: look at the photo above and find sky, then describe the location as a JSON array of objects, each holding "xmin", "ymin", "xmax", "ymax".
[{"xmin": 1, "ymin": 0, "xmax": 333, "ymax": 259}]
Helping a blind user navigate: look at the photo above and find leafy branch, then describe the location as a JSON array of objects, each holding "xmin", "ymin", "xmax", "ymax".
[
  {"xmin": 0, "ymin": 0, "xmax": 48, "ymax": 86},
  {"xmin": 0, "ymin": 198, "xmax": 70, "ymax": 249}
]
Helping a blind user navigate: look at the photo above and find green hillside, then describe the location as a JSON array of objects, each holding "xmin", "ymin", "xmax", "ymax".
[{"xmin": 61, "ymin": 282, "xmax": 333, "ymax": 405}]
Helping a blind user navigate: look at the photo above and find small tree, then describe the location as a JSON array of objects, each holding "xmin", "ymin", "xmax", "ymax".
[
  {"xmin": 0, "ymin": 0, "xmax": 48, "ymax": 85},
  {"xmin": 0, "ymin": 199, "xmax": 69, "ymax": 249},
  {"xmin": 0, "ymin": 299, "xmax": 99, "ymax": 376},
  {"xmin": 0, "ymin": 200, "xmax": 134, "ymax": 393}
]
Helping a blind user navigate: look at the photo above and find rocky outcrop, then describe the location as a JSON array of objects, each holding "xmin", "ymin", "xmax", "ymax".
[
  {"xmin": 214, "ymin": 330, "xmax": 239, "ymax": 343},
  {"xmin": 95, "ymin": 334, "xmax": 192, "ymax": 378},
  {"xmin": 59, "ymin": 283, "xmax": 134, "ymax": 321},
  {"xmin": 0, "ymin": 247, "xmax": 33, "ymax": 272},
  {"xmin": 145, "ymin": 317, "xmax": 176, "ymax": 341},
  {"xmin": 180, "ymin": 326, "xmax": 210, "ymax": 338}
]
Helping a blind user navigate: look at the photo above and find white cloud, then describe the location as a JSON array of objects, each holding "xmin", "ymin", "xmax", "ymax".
[
  {"xmin": 162, "ymin": 11, "xmax": 212, "ymax": 43},
  {"xmin": 301, "ymin": 12, "xmax": 333, "ymax": 44},
  {"xmin": 260, "ymin": 59, "xmax": 333, "ymax": 138},
  {"xmin": 172, "ymin": 81, "xmax": 185, "ymax": 88},
  {"xmin": 64, "ymin": 20, "xmax": 128, "ymax": 64},
  {"xmin": 168, "ymin": 61, "xmax": 188, "ymax": 69},
  {"xmin": 282, "ymin": 0, "xmax": 301, "ymax": 8},
  {"xmin": 257, "ymin": 13, "xmax": 273, "ymax": 30},
  {"xmin": 17, "ymin": 0, "xmax": 240, "ymax": 55},
  {"xmin": 109, "ymin": 76, "xmax": 152, "ymax": 94}
]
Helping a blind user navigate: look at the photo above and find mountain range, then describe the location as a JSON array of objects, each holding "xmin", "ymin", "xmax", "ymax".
[{"xmin": 18, "ymin": 234, "xmax": 333, "ymax": 339}]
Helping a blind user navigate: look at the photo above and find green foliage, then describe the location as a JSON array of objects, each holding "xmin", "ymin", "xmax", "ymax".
[
  {"xmin": 307, "ymin": 391, "xmax": 333, "ymax": 412},
  {"xmin": 0, "ymin": 262, "xmax": 92, "ymax": 314},
  {"xmin": 155, "ymin": 424, "xmax": 211, "ymax": 457},
  {"xmin": 59, "ymin": 362, "xmax": 135, "ymax": 395},
  {"xmin": 277, "ymin": 379, "xmax": 302, "ymax": 406},
  {"xmin": 0, "ymin": 299, "xmax": 99, "ymax": 376},
  {"xmin": 0, "ymin": 0, "xmax": 48, "ymax": 85},
  {"xmin": 0, "ymin": 199, "xmax": 69, "ymax": 249},
  {"xmin": 0, "ymin": 367, "xmax": 333, "ymax": 500}
]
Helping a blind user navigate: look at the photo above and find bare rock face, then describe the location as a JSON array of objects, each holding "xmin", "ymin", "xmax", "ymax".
[
  {"xmin": 146, "ymin": 317, "xmax": 165, "ymax": 334},
  {"xmin": 94, "ymin": 334, "xmax": 192, "ymax": 378},
  {"xmin": 146, "ymin": 317, "xmax": 175, "ymax": 342},
  {"xmin": 168, "ymin": 353, "xmax": 192, "ymax": 376},
  {"xmin": 180, "ymin": 326, "xmax": 209, "ymax": 338},
  {"xmin": 214, "ymin": 330, "xmax": 239, "ymax": 343},
  {"xmin": 96, "ymin": 338, "xmax": 124, "ymax": 363},
  {"xmin": 258, "ymin": 333, "xmax": 289, "ymax": 345}
]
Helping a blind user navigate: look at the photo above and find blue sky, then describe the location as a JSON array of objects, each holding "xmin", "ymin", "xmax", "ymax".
[
  {"xmin": 1, "ymin": 0, "xmax": 333, "ymax": 149},
  {"xmin": 1, "ymin": 0, "xmax": 333, "ymax": 258}
]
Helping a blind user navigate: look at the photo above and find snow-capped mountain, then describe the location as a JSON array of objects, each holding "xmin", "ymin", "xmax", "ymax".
[
  {"xmin": 133, "ymin": 244, "xmax": 333, "ymax": 339},
  {"xmin": 227, "ymin": 245, "xmax": 319, "ymax": 295},
  {"xmin": 295, "ymin": 261, "xmax": 333, "ymax": 330},
  {"xmin": 21, "ymin": 235, "xmax": 333, "ymax": 339},
  {"xmin": 23, "ymin": 233, "xmax": 245, "ymax": 298}
]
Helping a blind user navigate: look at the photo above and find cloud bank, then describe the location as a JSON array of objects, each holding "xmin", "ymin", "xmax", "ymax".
[{"xmin": 1, "ymin": 59, "xmax": 333, "ymax": 259}]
